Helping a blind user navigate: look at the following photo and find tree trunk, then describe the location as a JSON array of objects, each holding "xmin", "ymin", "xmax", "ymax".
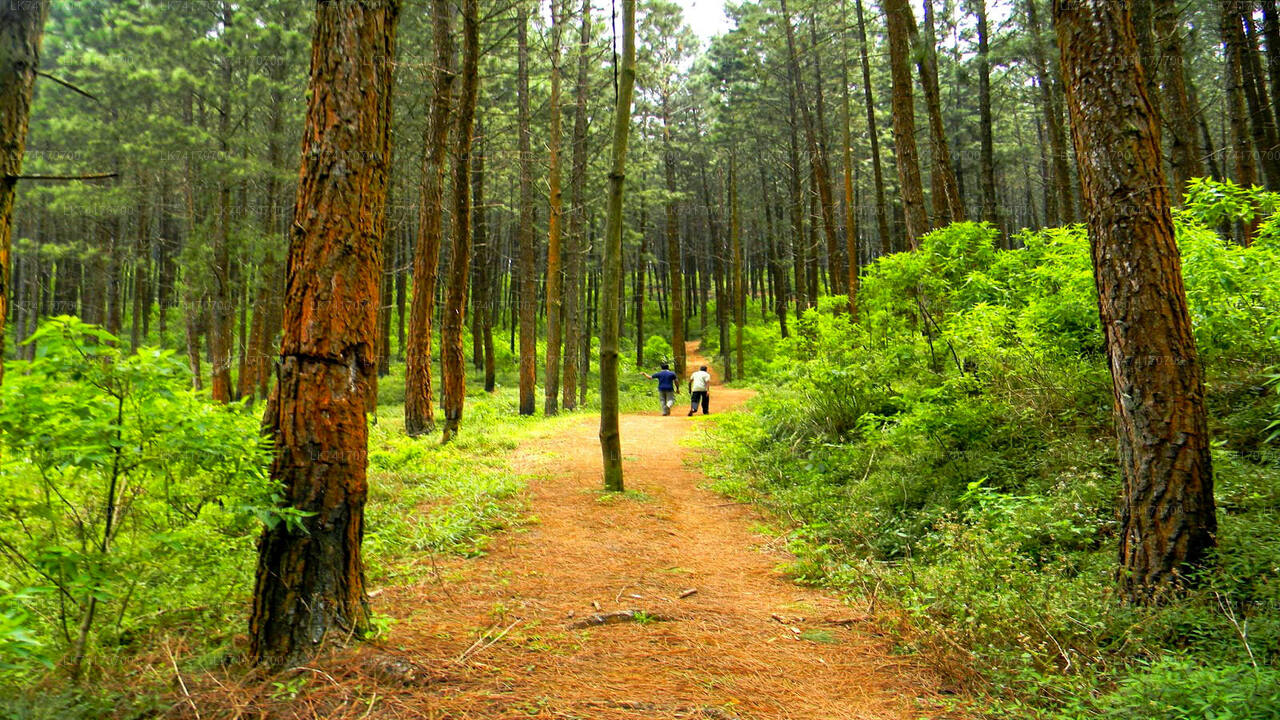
[
  {"xmin": 600, "ymin": 0, "xmax": 636, "ymax": 492},
  {"xmin": 544, "ymin": 0, "xmax": 566, "ymax": 416},
  {"xmin": 854, "ymin": 0, "xmax": 891, "ymax": 256},
  {"xmin": 840, "ymin": 0, "xmax": 859, "ymax": 314},
  {"xmin": 404, "ymin": 0, "xmax": 454, "ymax": 435},
  {"xmin": 562, "ymin": 0, "xmax": 591, "ymax": 410},
  {"xmin": 1054, "ymin": 0, "xmax": 1216, "ymax": 602},
  {"xmin": 730, "ymin": 154, "xmax": 744, "ymax": 380},
  {"xmin": 209, "ymin": 4, "xmax": 235, "ymax": 402},
  {"xmin": 780, "ymin": 0, "xmax": 843, "ymax": 297},
  {"xmin": 441, "ymin": 0, "xmax": 478, "ymax": 443},
  {"xmin": 1153, "ymin": 0, "xmax": 1204, "ymax": 202},
  {"xmin": 1027, "ymin": 0, "xmax": 1075, "ymax": 225},
  {"xmin": 915, "ymin": 0, "xmax": 965, "ymax": 225},
  {"xmin": 250, "ymin": 0, "xmax": 399, "ymax": 669},
  {"xmin": 883, "ymin": 0, "xmax": 930, "ymax": 246},
  {"xmin": 517, "ymin": 4, "xmax": 538, "ymax": 416},
  {"xmin": 664, "ymin": 100, "xmax": 685, "ymax": 380},
  {"xmin": 1244, "ymin": 14, "xmax": 1280, "ymax": 188},
  {"xmin": 975, "ymin": 0, "xmax": 998, "ymax": 226},
  {"xmin": 1224, "ymin": 2, "xmax": 1260, "ymax": 195}
]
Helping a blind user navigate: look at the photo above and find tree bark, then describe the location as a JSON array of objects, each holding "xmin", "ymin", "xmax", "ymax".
[
  {"xmin": 915, "ymin": 0, "xmax": 965, "ymax": 225},
  {"xmin": 1224, "ymin": 3, "xmax": 1260, "ymax": 195},
  {"xmin": 517, "ymin": 4, "xmax": 538, "ymax": 416},
  {"xmin": 250, "ymin": 0, "xmax": 399, "ymax": 668},
  {"xmin": 441, "ymin": 0, "xmax": 479, "ymax": 443},
  {"xmin": 854, "ymin": 0, "xmax": 891, "ymax": 256},
  {"xmin": 404, "ymin": 0, "xmax": 454, "ymax": 435},
  {"xmin": 840, "ymin": 0, "xmax": 859, "ymax": 314},
  {"xmin": 883, "ymin": 0, "xmax": 930, "ymax": 246},
  {"xmin": 1153, "ymin": 0, "xmax": 1203, "ymax": 202},
  {"xmin": 544, "ymin": 0, "xmax": 566, "ymax": 416},
  {"xmin": 1026, "ymin": 0, "xmax": 1075, "ymax": 225},
  {"xmin": 600, "ymin": 0, "xmax": 636, "ymax": 492},
  {"xmin": 730, "ymin": 154, "xmax": 744, "ymax": 380},
  {"xmin": 975, "ymin": 0, "xmax": 998, "ymax": 226},
  {"xmin": 664, "ymin": 100, "xmax": 685, "ymax": 380},
  {"xmin": 562, "ymin": 0, "xmax": 591, "ymax": 410},
  {"xmin": 1053, "ymin": 0, "xmax": 1216, "ymax": 602}
]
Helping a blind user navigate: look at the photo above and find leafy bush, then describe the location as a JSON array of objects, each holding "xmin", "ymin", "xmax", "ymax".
[
  {"xmin": 700, "ymin": 211, "xmax": 1280, "ymax": 718},
  {"xmin": 0, "ymin": 318, "xmax": 276, "ymax": 684}
]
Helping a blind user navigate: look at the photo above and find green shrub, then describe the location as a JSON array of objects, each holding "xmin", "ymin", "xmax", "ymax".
[{"xmin": 0, "ymin": 318, "xmax": 275, "ymax": 683}]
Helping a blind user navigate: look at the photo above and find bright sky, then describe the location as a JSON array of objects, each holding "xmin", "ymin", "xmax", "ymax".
[{"xmin": 675, "ymin": 0, "xmax": 734, "ymax": 45}]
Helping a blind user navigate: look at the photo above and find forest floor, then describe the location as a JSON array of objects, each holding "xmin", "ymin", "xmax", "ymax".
[{"xmin": 196, "ymin": 344, "xmax": 960, "ymax": 719}]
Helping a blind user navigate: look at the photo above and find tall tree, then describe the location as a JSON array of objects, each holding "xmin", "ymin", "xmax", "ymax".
[
  {"xmin": 1054, "ymin": 0, "xmax": 1216, "ymax": 601},
  {"xmin": 561, "ymin": 0, "xmax": 591, "ymax": 411},
  {"xmin": 914, "ymin": 0, "xmax": 965, "ymax": 225},
  {"xmin": 517, "ymin": 3, "xmax": 538, "ymax": 415},
  {"xmin": 0, "ymin": 0, "xmax": 51, "ymax": 385},
  {"xmin": 441, "ymin": 0, "xmax": 479, "ymax": 442},
  {"xmin": 974, "ymin": 0, "xmax": 998, "ymax": 226},
  {"xmin": 544, "ymin": 0, "xmax": 566, "ymax": 415},
  {"xmin": 250, "ymin": 0, "xmax": 400, "ymax": 668},
  {"xmin": 404, "ymin": 0, "xmax": 454, "ymax": 436},
  {"xmin": 883, "ymin": 0, "xmax": 930, "ymax": 246},
  {"xmin": 1026, "ymin": 0, "xmax": 1076, "ymax": 224},
  {"xmin": 840, "ymin": 0, "xmax": 859, "ymax": 313},
  {"xmin": 1153, "ymin": 0, "xmax": 1203, "ymax": 202},
  {"xmin": 855, "ymin": 0, "xmax": 891, "ymax": 255},
  {"xmin": 600, "ymin": 0, "xmax": 636, "ymax": 492}
]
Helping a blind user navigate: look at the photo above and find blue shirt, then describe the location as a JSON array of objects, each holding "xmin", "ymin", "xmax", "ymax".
[{"xmin": 652, "ymin": 370, "xmax": 677, "ymax": 392}]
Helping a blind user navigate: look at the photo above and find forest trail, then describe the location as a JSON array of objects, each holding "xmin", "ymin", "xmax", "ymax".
[{"xmin": 328, "ymin": 343, "xmax": 956, "ymax": 719}]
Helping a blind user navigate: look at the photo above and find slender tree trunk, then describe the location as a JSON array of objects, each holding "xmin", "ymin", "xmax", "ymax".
[
  {"xmin": 517, "ymin": 4, "xmax": 538, "ymax": 415},
  {"xmin": 854, "ymin": 0, "xmax": 891, "ymax": 256},
  {"xmin": 473, "ymin": 120, "xmax": 496, "ymax": 393},
  {"xmin": 562, "ymin": 0, "xmax": 590, "ymax": 410},
  {"xmin": 730, "ymin": 154, "xmax": 744, "ymax": 380},
  {"xmin": 780, "ymin": 0, "xmax": 843, "ymax": 296},
  {"xmin": 1244, "ymin": 14, "xmax": 1280, "ymax": 188},
  {"xmin": 404, "ymin": 0, "xmax": 454, "ymax": 435},
  {"xmin": 809, "ymin": 8, "xmax": 845, "ymax": 296},
  {"xmin": 130, "ymin": 181, "xmax": 151, "ymax": 351},
  {"xmin": 975, "ymin": 0, "xmax": 998, "ymax": 226},
  {"xmin": 441, "ymin": 0, "xmax": 478, "ymax": 442},
  {"xmin": 916, "ymin": 0, "xmax": 965, "ymax": 225},
  {"xmin": 1153, "ymin": 0, "xmax": 1204, "ymax": 202},
  {"xmin": 839, "ymin": 0, "xmax": 859, "ymax": 314},
  {"xmin": 1027, "ymin": 0, "xmax": 1075, "ymax": 224},
  {"xmin": 1225, "ymin": 2, "xmax": 1260, "ymax": 194},
  {"xmin": 1261, "ymin": 0, "xmax": 1280, "ymax": 130},
  {"xmin": 544, "ymin": 0, "xmax": 566, "ymax": 415},
  {"xmin": 600, "ymin": 0, "xmax": 636, "ymax": 492},
  {"xmin": 664, "ymin": 101, "xmax": 685, "ymax": 380},
  {"xmin": 210, "ymin": 4, "xmax": 235, "ymax": 402},
  {"xmin": 1054, "ymin": 0, "xmax": 1216, "ymax": 602},
  {"xmin": 883, "ymin": 0, "xmax": 930, "ymax": 246},
  {"xmin": 250, "ymin": 0, "xmax": 399, "ymax": 668}
]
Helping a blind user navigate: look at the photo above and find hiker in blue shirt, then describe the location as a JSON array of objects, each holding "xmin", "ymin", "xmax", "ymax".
[{"xmin": 642, "ymin": 362, "xmax": 680, "ymax": 416}]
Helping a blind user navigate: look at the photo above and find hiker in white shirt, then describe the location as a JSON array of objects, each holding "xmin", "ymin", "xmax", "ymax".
[{"xmin": 687, "ymin": 365, "xmax": 712, "ymax": 416}]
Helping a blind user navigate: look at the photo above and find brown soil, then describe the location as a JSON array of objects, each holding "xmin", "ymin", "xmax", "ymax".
[{"xmin": 191, "ymin": 343, "xmax": 959, "ymax": 719}]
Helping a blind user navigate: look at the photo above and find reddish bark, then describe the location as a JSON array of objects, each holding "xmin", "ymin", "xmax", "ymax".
[
  {"xmin": 1054, "ymin": 0, "xmax": 1216, "ymax": 601},
  {"xmin": 249, "ymin": 0, "xmax": 399, "ymax": 669},
  {"xmin": 0, "ymin": 0, "xmax": 51, "ymax": 384}
]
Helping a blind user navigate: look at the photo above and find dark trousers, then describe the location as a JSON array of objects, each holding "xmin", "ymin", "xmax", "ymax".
[{"xmin": 689, "ymin": 391, "xmax": 709, "ymax": 415}]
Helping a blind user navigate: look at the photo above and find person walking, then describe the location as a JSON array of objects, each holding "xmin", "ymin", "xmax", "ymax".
[
  {"xmin": 688, "ymin": 365, "xmax": 711, "ymax": 416},
  {"xmin": 642, "ymin": 362, "xmax": 679, "ymax": 416}
]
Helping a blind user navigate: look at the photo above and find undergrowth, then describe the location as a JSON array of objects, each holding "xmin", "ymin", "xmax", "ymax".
[{"xmin": 698, "ymin": 181, "xmax": 1280, "ymax": 718}]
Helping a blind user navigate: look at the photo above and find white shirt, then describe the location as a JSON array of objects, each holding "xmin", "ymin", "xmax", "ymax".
[{"xmin": 689, "ymin": 370, "xmax": 711, "ymax": 392}]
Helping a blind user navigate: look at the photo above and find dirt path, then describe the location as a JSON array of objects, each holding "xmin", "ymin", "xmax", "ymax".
[{"xmin": 322, "ymin": 344, "xmax": 954, "ymax": 719}]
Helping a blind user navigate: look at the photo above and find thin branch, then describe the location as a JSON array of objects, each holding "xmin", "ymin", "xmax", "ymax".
[
  {"xmin": 37, "ymin": 71, "xmax": 100, "ymax": 103},
  {"xmin": 8, "ymin": 173, "xmax": 119, "ymax": 181}
]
